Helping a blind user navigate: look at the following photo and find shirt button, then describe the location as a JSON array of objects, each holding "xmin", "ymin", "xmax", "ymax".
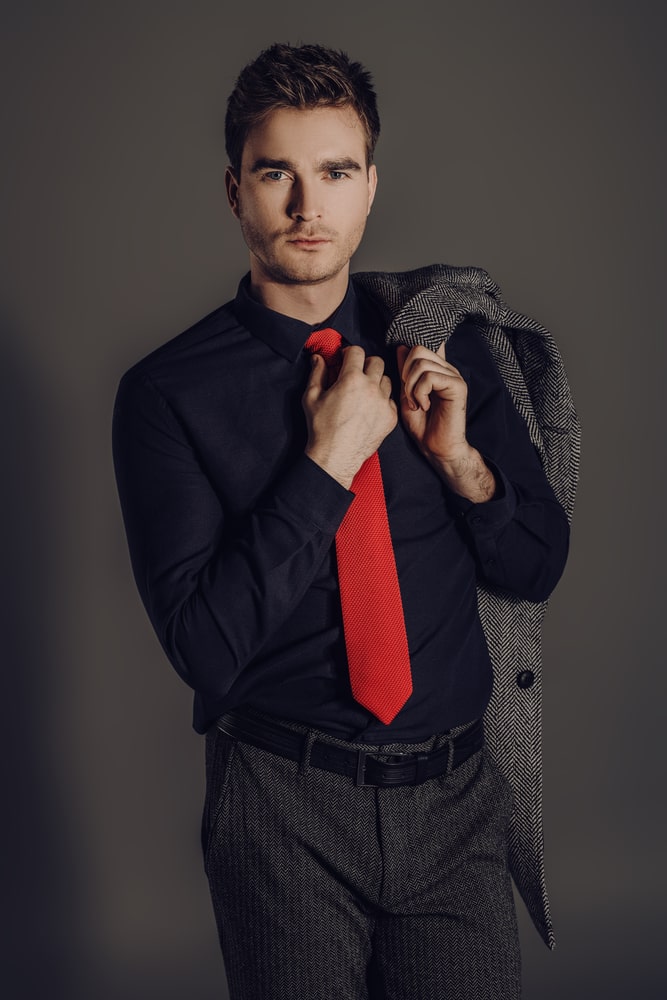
[{"xmin": 516, "ymin": 670, "xmax": 535, "ymax": 689}]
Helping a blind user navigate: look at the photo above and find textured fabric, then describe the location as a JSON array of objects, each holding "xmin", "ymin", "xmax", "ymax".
[
  {"xmin": 354, "ymin": 264, "xmax": 581, "ymax": 948},
  {"xmin": 113, "ymin": 263, "xmax": 576, "ymax": 950},
  {"xmin": 304, "ymin": 328, "xmax": 412, "ymax": 724},
  {"xmin": 203, "ymin": 719, "xmax": 521, "ymax": 1000},
  {"xmin": 112, "ymin": 273, "xmax": 568, "ymax": 742}
]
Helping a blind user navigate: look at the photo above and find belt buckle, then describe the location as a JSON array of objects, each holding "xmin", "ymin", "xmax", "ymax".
[
  {"xmin": 384, "ymin": 749, "xmax": 432, "ymax": 785},
  {"xmin": 386, "ymin": 749, "xmax": 434, "ymax": 785},
  {"xmin": 357, "ymin": 748, "xmax": 410, "ymax": 786},
  {"xmin": 355, "ymin": 748, "xmax": 434, "ymax": 787}
]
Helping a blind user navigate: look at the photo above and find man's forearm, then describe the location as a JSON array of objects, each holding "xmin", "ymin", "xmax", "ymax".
[{"xmin": 432, "ymin": 445, "xmax": 497, "ymax": 503}]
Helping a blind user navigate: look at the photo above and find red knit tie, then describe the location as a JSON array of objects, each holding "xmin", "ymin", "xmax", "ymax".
[{"xmin": 304, "ymin": 328, "xmax": 412, "ymax": 724}]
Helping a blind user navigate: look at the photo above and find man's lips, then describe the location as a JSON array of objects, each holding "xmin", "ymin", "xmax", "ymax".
[{"xmin": 287, "ymin": 237, "xmax": 331, "ymax": 247}]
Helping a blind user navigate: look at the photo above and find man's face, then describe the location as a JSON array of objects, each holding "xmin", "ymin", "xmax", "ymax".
[{"xmin": 226, "ymin": 105, "xmax": 377, "ymax": 287}]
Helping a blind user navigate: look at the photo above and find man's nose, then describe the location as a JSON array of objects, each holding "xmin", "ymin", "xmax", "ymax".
[{"xmin": 288, "ymin": 180, "xmax": 321, "ymax": 222}]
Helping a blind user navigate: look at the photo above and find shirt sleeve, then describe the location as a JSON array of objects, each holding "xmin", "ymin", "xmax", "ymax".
[
  {"xmin": 444, "ymin": 325, "xmax": 570, "ymax": 602},
  {"xmin": 112, "ymin": 369, "xmax": 353, "ymax": 701}
]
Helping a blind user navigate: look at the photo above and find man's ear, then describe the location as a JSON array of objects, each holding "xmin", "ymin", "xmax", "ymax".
[
  {"xmin": 225, "ymin": 166, "xmax": 241, "ymax": 219},
  {"xmin": 367, "ymin": 163, "xmax": 378, "ymax": 216}
]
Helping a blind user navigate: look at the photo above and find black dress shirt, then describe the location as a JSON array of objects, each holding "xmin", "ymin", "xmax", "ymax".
[{"xmin": 112, "ymin": 274, "xmax": 569, "ymax": 741}]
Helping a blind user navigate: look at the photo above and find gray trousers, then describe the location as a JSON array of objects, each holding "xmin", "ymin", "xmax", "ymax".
[{"xmin": 202, "ymin": 718, "xmax": 521, "ymax": 1000}]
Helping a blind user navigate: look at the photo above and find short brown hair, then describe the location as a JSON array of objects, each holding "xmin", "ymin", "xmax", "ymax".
[{"xmin": 225, "ymin": 43, "xmax": 380, "ymax": 175}]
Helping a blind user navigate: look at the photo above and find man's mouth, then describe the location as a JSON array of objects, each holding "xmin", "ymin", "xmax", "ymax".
[{"xmin": 287, "ymin": 237, "xmax": 331, "ymax": 250}]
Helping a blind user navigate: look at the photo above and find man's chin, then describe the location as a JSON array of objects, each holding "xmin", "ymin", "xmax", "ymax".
[{"xmin": 265, "ymin": 260, "xmax": 347, "ymax": 286}]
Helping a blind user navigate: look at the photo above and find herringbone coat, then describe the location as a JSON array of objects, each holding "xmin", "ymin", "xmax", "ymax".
[{"xmin": 355, "ymin": 265, "xmax": 581, "ymax": 948}]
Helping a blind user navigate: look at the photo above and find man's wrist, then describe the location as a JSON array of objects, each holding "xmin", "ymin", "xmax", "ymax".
[
  {"xmin": 432, "ymin": 445, "xmax": 497, "ymax": 502},
  {"xmin": 304, "ymin": 445, "xmax": 357, "ymax": 491}
]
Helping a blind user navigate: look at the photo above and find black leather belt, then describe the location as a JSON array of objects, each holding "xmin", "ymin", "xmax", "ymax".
[{"xmin": 217, "ymin": 711, "xmax": 484, "ymax": 787}]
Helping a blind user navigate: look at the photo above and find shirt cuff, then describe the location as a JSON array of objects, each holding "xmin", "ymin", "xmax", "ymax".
[
  {"xmin": 448, "ymin": 460, "xmax": 518, "ymax": 532},
  {"xmin": 272, "ymin": 454, "xmax": 355, "ymax": 534}
]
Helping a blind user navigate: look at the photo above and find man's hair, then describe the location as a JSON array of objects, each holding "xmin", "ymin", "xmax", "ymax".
[{"xmin": 225, "ymin": 43, "xmax": 380, "ymax": 175}]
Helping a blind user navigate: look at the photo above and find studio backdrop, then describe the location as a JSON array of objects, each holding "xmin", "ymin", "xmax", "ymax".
[{"xmin": 1, "ymin": 2, "xmax": 665, "ymax": 998}]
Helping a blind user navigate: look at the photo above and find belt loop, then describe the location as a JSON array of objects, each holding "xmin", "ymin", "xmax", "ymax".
[
  {"xmin": 298, "ymin": 730, "xmax": 317, "ymax": 775},
  {"xmin": 355, "ymin": 748, "xmax": 367, "ymax": 786}
]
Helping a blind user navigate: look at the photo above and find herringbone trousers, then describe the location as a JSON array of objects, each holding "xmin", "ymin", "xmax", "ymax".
[{"xmin": 203, "ymin": 717, "xmax": 521, "ymax": 1000}]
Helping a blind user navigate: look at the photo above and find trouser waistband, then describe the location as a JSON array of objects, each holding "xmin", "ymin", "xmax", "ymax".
[{"xmin": 217, "ymin": 710, "xmax": 484, "ymax": 787}]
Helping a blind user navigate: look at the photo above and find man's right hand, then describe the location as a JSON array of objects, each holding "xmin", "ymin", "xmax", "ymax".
[{"xmin": 303, "ymin": 346, "xmax": 397, "ymax": 489}]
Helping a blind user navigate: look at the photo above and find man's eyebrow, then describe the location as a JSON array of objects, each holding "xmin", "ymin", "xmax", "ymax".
[
  {"xmin": 249, "ymin": 157, "xmax": 363, "ymax": 174},
  {"xmin": 319, "ymin": 158, "xmax": 362, "ymax": 172},
  {"xmin": 249, "ymin": 158, "xmax": 295, "ymax": 173}
]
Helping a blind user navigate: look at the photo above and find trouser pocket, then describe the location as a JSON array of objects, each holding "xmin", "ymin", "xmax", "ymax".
[{"xmin": 201, "ymin": 726, "xmax": 238, "ymax": 870}]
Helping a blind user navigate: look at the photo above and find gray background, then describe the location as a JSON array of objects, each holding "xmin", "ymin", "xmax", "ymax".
[{"xmin": 1, "ymin": 1, "xmax": 665, "ymax": 998}]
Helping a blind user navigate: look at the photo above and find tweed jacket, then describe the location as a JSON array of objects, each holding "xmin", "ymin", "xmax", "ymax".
[{"xmin": 354, "ymin": 265, "xmax": 580, "ymax": 949}]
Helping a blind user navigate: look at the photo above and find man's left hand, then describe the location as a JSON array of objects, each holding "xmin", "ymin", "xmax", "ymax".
[{"xmin": 397, "ymin": 344, "xmax": 497, "ymax": 502}]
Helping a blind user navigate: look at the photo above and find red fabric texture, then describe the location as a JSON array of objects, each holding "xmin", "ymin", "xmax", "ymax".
[{"xmin": 304, "ymin": 329, "xmax": 412, "ymax": 724}]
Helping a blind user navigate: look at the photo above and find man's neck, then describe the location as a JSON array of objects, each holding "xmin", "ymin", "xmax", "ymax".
[{"xmin": 248, "ymin": 268, "xmax": 350, "ymax": 325}]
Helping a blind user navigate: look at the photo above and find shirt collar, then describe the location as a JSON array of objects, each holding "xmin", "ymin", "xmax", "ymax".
[{"xmin": 232, "ymin": 273, "xmax": 364, "ymax": 362}]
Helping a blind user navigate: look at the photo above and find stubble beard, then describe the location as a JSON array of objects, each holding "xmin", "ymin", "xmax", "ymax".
[{"xmin": 240, "ymin": 219, "xmax": 366, "ymax": 286}]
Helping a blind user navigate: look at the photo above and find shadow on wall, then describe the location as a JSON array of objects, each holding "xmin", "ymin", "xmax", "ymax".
[{"xmin": 0, "ymin": 313, "xmax": 88, "ymax": 1000}]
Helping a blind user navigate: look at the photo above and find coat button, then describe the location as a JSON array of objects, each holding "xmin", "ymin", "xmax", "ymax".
[{"xmin": 516, "ymin": 670, "xmax": 535, "ymax": 689}]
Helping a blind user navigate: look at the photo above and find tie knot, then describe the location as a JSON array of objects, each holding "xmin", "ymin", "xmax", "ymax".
[{"xmin": 304, "ymin": 328, "xmax": 343, "ymax": 365}]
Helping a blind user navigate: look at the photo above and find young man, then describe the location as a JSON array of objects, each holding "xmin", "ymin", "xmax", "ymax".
[{"xmin": 113, "ymin": 43, "xmax": 578, "ymax": 1000}]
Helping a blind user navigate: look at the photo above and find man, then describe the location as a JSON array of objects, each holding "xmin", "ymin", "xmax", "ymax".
[{"xmin": 113, "ymin": 43, "xmax": 578, "ymax": 1000}]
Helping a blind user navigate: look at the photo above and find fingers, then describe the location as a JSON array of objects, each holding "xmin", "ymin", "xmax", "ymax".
[
  {"xmin": 346, "ymin": 349, "xmax": 393, "ymax": 398},
  {"xmin": 338, "ymin": 344, "xmax": 366, "ymax": 371},
  {"xmin": 306, "ymin": 346, "xmax": 392, "ymax": 404},
  {"xmin": 397, "ymin": 342, "xmax": 446, "ymax": 374},
  {"xmin": 302, "ymin": 346, "xmax": 399, "ymax": 486},
  {"xmin": 363, "ymin": 353, "xmax": 386, "ymax": 381},
  {"xmin": 380, "ymin": 374, "xmax": 393, "ymax": 398},
  {"xmin": 303, "ymin": 352, "xmax": 327, "ymax": 402},
  {"xmin": 397, "ymin": 343, "xmax": 464, "ymax": 411},
  {"xmin": 337, "ymin": 345, "xmax": 387, "ymax": 381},
  {"xmin": 359, "ymin": 353, "xmax": 392, "ymax": 398}
]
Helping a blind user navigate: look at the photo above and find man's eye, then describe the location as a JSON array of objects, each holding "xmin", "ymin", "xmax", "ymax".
[
  {"xmin": 265, "ymin": 171, "xmax": 286, "ymax": 181},
  {"xmin": 329, "ymin": 171, "xmax": 346, "ymax": 180}
]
